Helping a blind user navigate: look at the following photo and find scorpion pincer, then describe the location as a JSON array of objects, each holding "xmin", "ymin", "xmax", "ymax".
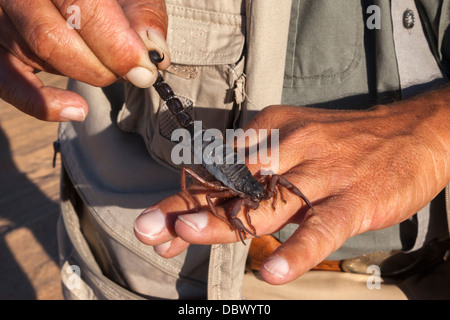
[{"xmin": 149, "ymin": 50, "xmax": 313, "ymax": 244}]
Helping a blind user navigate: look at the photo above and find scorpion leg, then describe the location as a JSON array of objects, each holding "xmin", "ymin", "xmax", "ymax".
[
  {"xmin": 241, "ymin": 198, "xmax": 260, "ymax": 236},
  {"xmin": 181, "ymin": 167, "xmax": 229, "ymax": 191},
  {"xmin": 205, "ymin": 191, "xmax": 260, "ymax": 244},
  {"xmin": 228, "ymin": 198, "xmax": 260, "ymax": 244},
  {"xmin": 205, "ymin": 190, "xmax": 238, "ymax": 230},
  {"xmin": 278, "ymin": 185, "xmax": 287, "ymax": 204},
  {"xmin": 242, "ymin": 207, "xmax": 255, "ymax": 236},
  {"xmin": 180, "ymin": 167, "xmax": 199, "ymax": 210},
  {"xmin": 268, "ymin": 174, "xmax": 313, "ymax": 209},
  {"xmin": 266, "ymin": 175, "xmax": 287, "ymax": 209},
  {"xmin": 180, "ymin": 167, "xmax": 229, "ymax": 210}
]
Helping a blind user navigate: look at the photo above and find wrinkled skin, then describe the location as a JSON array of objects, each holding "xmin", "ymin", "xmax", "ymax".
[
  {"xmin": 0, "ymin": 0, "xmax": 170, "ymax": 121},
  {"xmin": 1, "ymin": 0, "xmax": 448, "ymax": 287},
  {"xmin": 134, "ymin": 87, "xmax": 450, "ymax": 285}
]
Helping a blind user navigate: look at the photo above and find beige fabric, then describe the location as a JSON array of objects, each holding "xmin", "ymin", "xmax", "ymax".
[
  {"xmin": 58, "ymin": 171, "xmax": 145, "ymax": 300},
  {"xmin": 165, "ymin": 2, "xmax": 245, "ymax": 65},
  {"xmin": 87, "ymin": 0, "xmax": 253, "ymax": 300},
  {"xmin": 207, "ymin": 0, "xmax": 294, "ymax": 300},
  {"xmin": 207, "ymin": 242, "xmax": 250, "ymax": 300},
  {"xmin": 117, "ymin": 0, "xmax": 294, "ymax": 299},
  {"xmin": 118, "ymin": 0, "xmax": 246, "ymax": 171},
  {"xmin": 240, "ymin": 0, "xmax": 292, "ymax": 126},
  {"xmin": 242, "ymin": 271, "xmax": 408, "ymax": 300},
  {"xmin": 243, "ymin": 252, "xmax": 450, "ymax": 300}
]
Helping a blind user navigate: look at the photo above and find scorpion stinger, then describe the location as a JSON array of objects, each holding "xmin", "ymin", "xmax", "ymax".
[{"xmin": 149, "ymin": 51, "xmax": 313, "ymax": 244}]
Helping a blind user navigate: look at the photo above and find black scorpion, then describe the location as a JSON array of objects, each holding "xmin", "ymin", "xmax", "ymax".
[{"xmin": 149, "ymin": 50, "xmax": 313, "ymax": 243}]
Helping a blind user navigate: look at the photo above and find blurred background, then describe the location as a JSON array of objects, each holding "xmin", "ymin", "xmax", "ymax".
[{"xmin": 0, "ymin": 72, "xmax": 66, "ymax": 300}]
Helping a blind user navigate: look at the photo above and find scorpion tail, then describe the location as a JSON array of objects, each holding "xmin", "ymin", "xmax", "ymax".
[{"xmin": 149, "ymin": 50, "xmax": 165, "ymax": 65}]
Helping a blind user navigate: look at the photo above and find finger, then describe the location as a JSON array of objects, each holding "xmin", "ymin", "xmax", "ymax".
[
  {"xmin": 133, "ymin": 187, "xmax": 204, "ymax": 245},
  {"xmin": 174, "ymin": 198, "xmax": 304, "ymax": 245},
  {"xmin": 0, "ymin": 7, "xmax": 57, "ymax": 73},
  {"xmin": 175, "ymin": 210, "xmax": 245, "ymax": 244},
  {"xmin": 174, "ymin": 173, "xmax": 318, "ymax": 245},
  {"xmin": 0, "ymin": 48, "xmax": 88, "ymax": 121},
  {"xmin": 119, "ymin": 0, "xmax": 171, "ymax": 70},
  {"xmin": 135, "ymin": 186, "xmax": 260, "ymax": 246},
  {"xmin": 53, "ymin": 0, "xmax": 161, "ymax": 87},
  {"xmin": 259, "ymin": 199, "xmax": 357, "ymax": 285},
  {"xmin": 134, "ymin": 207, "xmax": 177, "ymax": 245},
  {"xmin": 153, "ymin": 237, "xmax": 190, "ymax": 258},
  {"xmin": 118, "ymin": 0, "xmax": 168, "ymax": 37},
  {"xmin": 0, "ymin": 0, "xmax": 117, "ymax": 86}
]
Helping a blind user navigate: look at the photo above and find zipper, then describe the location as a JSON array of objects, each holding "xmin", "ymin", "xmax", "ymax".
[
  {"xmin": 446, "ymin": 184, "xmax": 450, "ymax": 236},
  {"xmin": 52, "ymin": 139, "xmax": 61, "ymax": 168}
]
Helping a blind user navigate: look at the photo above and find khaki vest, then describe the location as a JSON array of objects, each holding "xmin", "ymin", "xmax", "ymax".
[
  {"xmin": 117, "ymin": 0, "xmax": 293, "ymax": 299},
  {"xmin": 60, "ymin": 0, "xmax": 294, "ymax": 300}
]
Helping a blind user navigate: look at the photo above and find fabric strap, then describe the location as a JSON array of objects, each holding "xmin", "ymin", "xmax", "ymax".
[{"xmin": 240, "ymin": 0, "xmax": 292, "ymax": 126}]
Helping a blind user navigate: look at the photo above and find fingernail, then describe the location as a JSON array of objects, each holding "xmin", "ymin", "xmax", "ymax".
[
  {"xmin": 263, "ymin": 256, "xmax": 289, "ymax": 278},
  {"xmin": 178, "ymin": 212, "xmax": 209, "ymax": 232},
  {"xmin": 60, "ymin": 107, "xmax": 86, "ymax": 122},
  {"xmin": 134, "ymin": 209, "xmax": 165, "ymax": 239},
  {"xmin": 146, "ymin": 29, "xmax": 170, "ymax": 54},
  {"xmin": 154, "ymin": 240, "xmax": 171, "ymax": 255},
  {"xmin": 125, "ymin": 66, "xmax": 156, "ymax": 88}
]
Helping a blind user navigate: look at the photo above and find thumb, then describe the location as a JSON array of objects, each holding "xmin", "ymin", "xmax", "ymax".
[
  {"xmin": 120, "ymin": 0, "xmax": 171, "ymax": 70},
  {"xmin": 259, "ymin": 199, "xmax": 356, "ymax": 285},
  {"xmin": 0, "ymin": 48, "xmax": 88, "ymax": 122}
]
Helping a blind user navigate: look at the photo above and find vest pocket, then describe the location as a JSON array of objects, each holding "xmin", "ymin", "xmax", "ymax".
[
  {"xmin": 118, "ymin": 3, "xmax": 246, "ymax": 170},
  {"xmin": 284, "ymin": 0, "xmax": 363, "ymax": 87}
]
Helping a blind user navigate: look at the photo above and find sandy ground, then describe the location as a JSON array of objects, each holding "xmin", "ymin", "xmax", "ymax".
[{"xmin": 0, "ymin": 72, "xmax": 66, "ymax": 300}]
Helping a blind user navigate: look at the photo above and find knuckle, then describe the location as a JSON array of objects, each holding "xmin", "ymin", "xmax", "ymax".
[
  {"xmin": 260, "ymin": 105, "xmax": 278, "ymax": 117},
  {"xmin": 88, "ymin": 69, "xmax": 117, "ymax": 87},
  {"xmin": 22, "ymin": 95, "xmax": 46, "ymax": 120},
  {"xmin": 131, "ymin": 1, "xmax": 168, "ymax": 20},
  {"xmin": 123, "ymin": 0, "xmax": 168, "ymax": 29},
  {"xmin": 0, "ymin": 79, "xmax": 43, "ymax": 120},
  {"xmin": 82, "ymin": 20, "xmax": 140, "ymax": 75},
  {"xmin": 301, "ymin": 212, "xmax": 343, "ymax": 252},
  {"xmin": 104, "ymin": 35, "xmax": 139, "ymax": 74},
  {"xmin": 27, "ymin": 22, "xmax": 61, "ymax": 61}
]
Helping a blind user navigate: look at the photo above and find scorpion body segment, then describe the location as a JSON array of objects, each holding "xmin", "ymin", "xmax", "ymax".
[
  {"xmin": 192, "ymin": 130, "xmax": 265, "ymax": 202},
  {"xmin": 149, "ymin": 51, "xmax": 312, "ymax": 243}
]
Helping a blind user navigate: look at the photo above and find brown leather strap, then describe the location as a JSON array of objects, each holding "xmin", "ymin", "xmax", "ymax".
[{"xmin": 248, "ymin": 235, "xmax": 343, "ymax": 272}]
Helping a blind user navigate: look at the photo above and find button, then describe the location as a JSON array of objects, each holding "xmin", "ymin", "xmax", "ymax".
[{"xmin": 403, "ymin": 9, "xmax": 415, "ymax": 29}]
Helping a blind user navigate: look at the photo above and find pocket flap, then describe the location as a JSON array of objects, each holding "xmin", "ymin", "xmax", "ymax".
[{"xmin": 166, "ymin": 4, "xmax": 245, "ymax": 65}]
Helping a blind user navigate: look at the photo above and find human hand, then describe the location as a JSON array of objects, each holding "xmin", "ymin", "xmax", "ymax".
[
  {"xmin": 0, "ymin": 0, "xmax": 170, "ymax": 121},
  {"xmin": 134, "ymin": 87, "xmax": 450, "ymax": 285}
]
